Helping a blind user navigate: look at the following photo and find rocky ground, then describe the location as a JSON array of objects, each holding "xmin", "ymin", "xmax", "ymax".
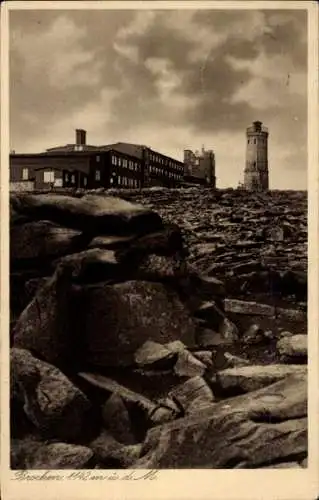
[{"xmin": 10, "ymin": 187, "xmax": 307, "ymax": 469}]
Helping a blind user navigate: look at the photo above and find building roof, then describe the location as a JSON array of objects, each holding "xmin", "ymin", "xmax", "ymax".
[{"xmin": 44, "ymin": 141, "xmax": 184, "ymax": 165}]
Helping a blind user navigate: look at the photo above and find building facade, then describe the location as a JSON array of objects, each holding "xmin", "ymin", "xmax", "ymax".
[
  {"xmin": 244, "ymin": 121, "xmax": 269, "ymax": 191},
  {"xmin": 10, "ymin": 130, "xmax": 184, "ymax": 192},
  {"xmin": 183, "ymin": 147, "xmax": 216, "ymax": 187}
]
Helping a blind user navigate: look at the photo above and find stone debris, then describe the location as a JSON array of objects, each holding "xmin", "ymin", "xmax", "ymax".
[
  {"xmin": 9, "ymin": 189, "xmax": 308, "ymax": 469},
  {"xmin": 276, "ymin": 334, "xmax": 308, "ymax": 362}
]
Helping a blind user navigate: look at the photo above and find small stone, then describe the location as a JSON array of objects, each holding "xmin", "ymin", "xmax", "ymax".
[
  {"xmin": 224, "ymin": 352, "xmax": 250, "ymax": 368},
  {"xmin": 168, "ymin": 376, "xmax": 215, "ymax": 414},
  {"xmin": 134, "ymin": 341, "xmax": 174, "ymax": 367},
  {"xmin": 174, "ymin": 350, "xmax": 206, "ymax": 378},
  {"xmin": 164, "ymin": 340, "xmax": 187, "ymax": 353},
  {"xmin": 219, "ymin": 317, "xmax": 239, "ymax": 343},
  {"xmin": 192, "ymin": 351, "xmax": 213, "ymax": 368},
  {"xmin": 277, "ymin": 334, "xmax": 307, "ymax": 361},
  {"xmin": 242, "ymin": 324, "xmax": 264, "ymax": 345}
]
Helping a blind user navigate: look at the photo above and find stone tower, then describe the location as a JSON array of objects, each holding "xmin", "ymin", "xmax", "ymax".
[{"xmin": 244, "ymin": 121, "xmax": 269, "ymax": 190}]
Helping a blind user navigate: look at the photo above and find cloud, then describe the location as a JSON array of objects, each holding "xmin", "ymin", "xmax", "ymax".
[{"xmin": 9, "ymin": 9, "xmax": 308, "ymax": 189}]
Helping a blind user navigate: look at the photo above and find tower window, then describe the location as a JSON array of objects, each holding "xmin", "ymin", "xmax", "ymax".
[
  {"xmin": 247, "ymin": 139, "xmax": 249, "ymax": 145},
  {"xmin": 254, "ymin": 138, "xmax": 256, "ymax": 144}
]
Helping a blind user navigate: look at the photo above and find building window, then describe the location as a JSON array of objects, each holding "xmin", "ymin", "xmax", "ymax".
[
  {"xmin": 95, "ymin": 170, "xmax": 101, "ymax": 181},
  {"xmin": 71, "ymin": 174, "xmax": 75, "ymax": 184},
  {"xmin": 44, "ymin": 170, "xmax": 55, "ymax": 183},
  {"xmin": 112, "ymin": 155, "xmax": 117, "ymax": 165},
  {"xmin": 118, "ymin": 176, "xmax": 121, "ymax": 185},
  {"xmin": 22, "ymin": 168, "xmax": 29, "ymax": 180},
  {"xmin": 248, "ymin": 139, "xmax": 250, "ymax": 144},
  {"xmin": 83, "ymin": 177, "xmax": 87, "ymax": 186},
  {"xmin": 96, "ymin": 155, "xmax": 100, "ymax": 162},
  {"xmin": 54, "ymin": 178, "xmax": 63, "ymax": 187},
  {"xmin": 110, "ymin": 178, "xmax": 114, "ymax": 185},
  {"xmin": 118, "ymin": 158, "xmax": 122, "ymax": 167}
]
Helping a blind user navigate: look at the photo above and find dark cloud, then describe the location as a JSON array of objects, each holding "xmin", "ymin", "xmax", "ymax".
[{"xmin": 9, "ymin": 8, "xmax": 308, "ymax": 188}]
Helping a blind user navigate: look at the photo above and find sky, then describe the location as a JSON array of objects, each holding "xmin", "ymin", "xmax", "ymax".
[{"xmin": 9, "ymin": 8, "xmax": 308, "ymax": 189}]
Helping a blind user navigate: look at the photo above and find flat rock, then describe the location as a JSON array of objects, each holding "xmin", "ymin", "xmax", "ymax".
[
  {"xmin": 10, "ymin": 348, "xmax": 91, "ymax": 441},
  {"xmin": 277, "ymin": 334, "xmax": 307, "ymax": 361},
  {"xmin": 215, "ymin": 364, "xmax": 307, "ymax": 394},
  {"xmin": 133, "ymin": 373, "xmax": 307, "ymax": 468},
  {"xmin": 134, "ymin": 341, "xmax": 175, "ymax": 368},
  {"xmin": 10, "ymin": 193, "xmax": 163, "ymax": 236},
  {"xmin": 10, "ymin": 221, "xmax": 83, "ymax": 262},
  {"xmin": 224, "ymin": 299, "xmax": 275, "ymax": 317}
]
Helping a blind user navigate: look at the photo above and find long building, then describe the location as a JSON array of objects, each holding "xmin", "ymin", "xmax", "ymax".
[{"xmin": 10, "ymin": 129, "xmax": 185, "ymax": 192}]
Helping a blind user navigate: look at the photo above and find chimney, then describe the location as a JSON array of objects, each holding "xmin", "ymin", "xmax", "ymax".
[{"xmin": 76, "ymin": 129, "xmax": 86, "ymax": 146}]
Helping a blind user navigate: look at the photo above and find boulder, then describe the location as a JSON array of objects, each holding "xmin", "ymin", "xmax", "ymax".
[
  {"xmin": 133, "ymin": 373, "xmax": 307, "ymax": 468},
  {"xmin": 54, "ymin": 248, "xmax": 125, "ymax": 283},
  {"xmin": 13, "ymin": 267, "xmax": 77, "ymax": 369},
  {"xmin": 224, "ymin": 299, "xmax": 275, "ymax": 317},
  {"xmin": 215, "ymin": 364, "xmax": 307, "ymax": 395},
  {"xmin": 101, "ymin": 393, "xmax": 136, "ymax": 445},
  {"xmin": 78, "ymin": 372, "xmax": 177, "ymax": 431},
  {"xmin": 89, "ymin": 430, "xmax": 142, "ymax": 468},
  {"xmin": 10, "ymin": 193, "xmax": 163, "ymax": 236},
  {"xmin": 10, "ymin": 221, "xmax": 83, "ymax": 263},
  {"xmin": 10, "ymin": 348, "xmax": 91, "ymax": 441},
  {"xmin": 11, "ymin": 437, "xmax": 95, "ymax": 469},
  {"xmin": 78, "ymin": 280, "xmax": 196, "ymax": 367},
  {"xmin": 277, "ymin": 335, "xmax": 307, "ymax": 362}
]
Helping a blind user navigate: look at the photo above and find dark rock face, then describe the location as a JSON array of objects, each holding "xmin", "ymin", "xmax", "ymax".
[
  {"xmin": 9, "ymin": 188, "xmax": 308, "ymax": 469},
  {"xmin": 10, "ymin": 348, "xmax": 91, "ymax": 441}
]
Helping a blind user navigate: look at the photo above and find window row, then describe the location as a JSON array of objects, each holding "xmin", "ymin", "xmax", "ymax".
[
  {"xmin": 248, "ymin": 138, "xmax": 267, "ymax": 145},
  {"xmin": 149, "ymin": 153, "xmax": 182, "ymax": 172},
  {"xmin": 149, "ymin": 165, "xmax": 182, "ymax": 179},
  {"xmin": 111, "ymin": 155, "xmax": 140, "ymax": 171},
  {"xmin": 111, "ymin": 176, "xmax": 139, "ymax": 188}
]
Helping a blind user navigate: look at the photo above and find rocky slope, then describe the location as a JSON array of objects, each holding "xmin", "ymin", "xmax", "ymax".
[{"xmin": 10, "ymin": 188, "xmax": 307, "ymax": 469}]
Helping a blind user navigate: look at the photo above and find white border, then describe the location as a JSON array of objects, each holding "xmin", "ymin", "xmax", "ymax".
[{"xmin": 1, "ymin": 2, "xmax": 318, "ymax": 500}]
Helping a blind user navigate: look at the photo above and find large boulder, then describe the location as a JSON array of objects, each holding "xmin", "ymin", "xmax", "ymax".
[
  {"xmin": 13, "ymin": 267, "xmax": 77, "ymax": 369},
  {"xmin": 133, "ymin": 373, "xmax": 307, "ymax": 468},
  {"xmin": 10, "ymin": 221, "xmax": 83, "ymax": 263},
  {"xmin": 10, "ymin": 193, "xmax": 163, "ymax": 236},
  {"xmin": 77, "ymin": 280, "xmax": 196, "ymax": 367},
  {"xmin": 11, "ymin": 436, "xmax": 95, "ymax": 469},
  {"xmin": 10, "ymin": 348, "xmax": 91, "ymax": 441}
]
